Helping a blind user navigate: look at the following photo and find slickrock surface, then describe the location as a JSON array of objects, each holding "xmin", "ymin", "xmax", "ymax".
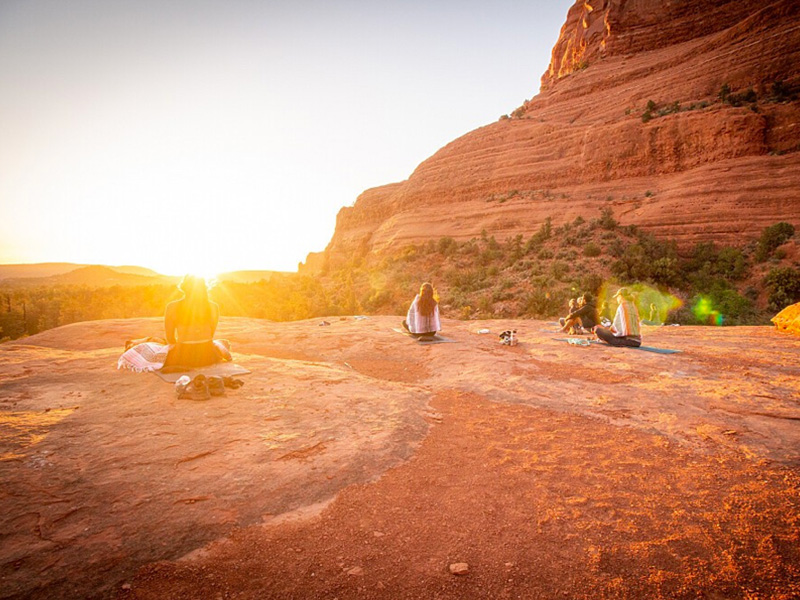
[
  {"xmin": 314, "ymin": 0, "xmax": 800, "ymax": 267},
  {"xmin": 1, "ymin": 316, "xmax": 799, "ymax": 598}
]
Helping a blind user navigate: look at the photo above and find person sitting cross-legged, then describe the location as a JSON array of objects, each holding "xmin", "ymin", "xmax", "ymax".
[
  {"xmin": 161, "ymin": 275, "xmax": 226, "ymax": 371},
  {"xmin": 402, "ymin": 282, "xmax": 441, "ymax": 339},
  {"xmin": 594, "ymin": 287, "xmax": 642, "ymax": 348},
  {"xmin": 560, "ymin": 292, "xmax": 599, "ymax": 333}
]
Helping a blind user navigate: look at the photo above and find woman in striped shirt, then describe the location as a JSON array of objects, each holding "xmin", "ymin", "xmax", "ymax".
[{"xmin": 594, "ymin": 287, "xmax": 642, "ymax": 347}]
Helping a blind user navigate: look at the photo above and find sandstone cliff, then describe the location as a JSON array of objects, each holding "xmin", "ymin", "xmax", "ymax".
[{"xmin": 311, "ymin": 0, "xmax": 800, "ymax": 267}]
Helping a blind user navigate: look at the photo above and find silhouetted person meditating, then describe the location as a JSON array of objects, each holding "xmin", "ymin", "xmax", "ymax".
[
  {"xmin": 641, "ymin": 302, "xmax": 663, "ymax": 326},
  {"xmin": 162, "ymin": 275, "xmax": 223, "ymax": 371},
  {"xmin": 402, "ymin": 282, "xmax": 441, "ymax": 339},
  {"xmin": 594, "ymin": 287, "xmax": 642, "ymax": 347}
]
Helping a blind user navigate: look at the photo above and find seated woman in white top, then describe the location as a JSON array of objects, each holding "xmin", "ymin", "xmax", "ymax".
[{"xmin": 402, "ymin": 282, "xmax": 441, "ymax": 339}]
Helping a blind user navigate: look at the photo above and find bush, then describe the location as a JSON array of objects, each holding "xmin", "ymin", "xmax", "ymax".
[
  {"xmin": 574, "ymin": 272, "xmax": 604, "ymax": 297},
  {"xmin": 477, "ymin": 294, "xmax": 494, "ymax": 314},
  {"xmin": 768, "ymin": 80, "xmax": 796, "ymax": 103},
  {"xmin": 718, "ymin": 83, "xmax": 731, "ymax": 103},
  {"xmin": 599, "ymin": 207, "xmax": 617, "ymax": 230},
  {"xmin": 716, "ymin": 247, "xmax": 749, "ymax": 280},
  {"xmin": 583, "ymin": 242, "xmax": 602, "ymax": 257},
  {"xmin": 764, "ymin": 267, "xmax": 800, "ymax": 311},
  {"xmin": 551, "ymin": 261, "xmax": 570, "ymax": 280},
  {"xmin": 684, "ymin": 280, "xmax": 756, "ymax": 325},
  {"xmin": 523, "ymin": 286, "xmax": 567, "ymax": 318},
  {"xmin": 562, "ymin": 234, "xmax": 579, "ymax": 247},
  {"xmin": 756, "ymin": 222, "xmax": 795, "ymax": 262},
  {"xmin": 525, "ymin": 218, "xmax": 552, "ymax": 253},
  {"xmin": 651, "ymin": 257, "xmax": 680, "ymax": 286},
  {"xmin": 446, "ymin": 266, "xmax": 490, "ymax": 293},
  {"xmin": 556, "ymin": 249, "xmax": 577, "ymax": 261},
  {"xmin": 460, "ymin": 239, "xmax": 479, "ymax": 255},
  {"xmin": 608, "ymin": 238, "xmax": 626, "ymax": 258},
  {"xmin": 688, "ymin": 242, "xmax": 749, "ymax": 282},
  {"xmin": 437, "ymin": 236, "xmax": 458, "ymax": 256}
]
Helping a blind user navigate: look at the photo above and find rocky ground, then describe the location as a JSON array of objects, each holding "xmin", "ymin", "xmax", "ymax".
[{"xmin": 1, "ymin": 316, "xmax": 799, "ymax": 599}]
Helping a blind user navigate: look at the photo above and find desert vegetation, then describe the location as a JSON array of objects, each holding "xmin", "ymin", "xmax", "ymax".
[
  {"xmin": 1, "ymin": 216, "xmax": 798, "ymax": 342},
  {"xmin": 315, "ymin": 213, "xmax": 798, "ymax": 326},
  {"xmin": 638, "ymin": 80, "xmax": 798, "ymax": 123}
]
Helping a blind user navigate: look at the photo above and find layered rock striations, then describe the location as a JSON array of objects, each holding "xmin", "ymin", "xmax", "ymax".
[{"xmin": 311, "ymin": 0, "xmax": 800, "ymax": 267}]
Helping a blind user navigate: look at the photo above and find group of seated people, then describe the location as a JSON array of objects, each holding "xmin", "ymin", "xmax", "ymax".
[
  {"xmin": 559, "ymin": 288, "xmax": 644, "ymax": 348},
  {"xmin": 160, "ymin": 277, "xmax": 650, "ymax": 372},
  {"xmin": 402, "ymin": 282, "xmax": 648, "ymax": 349}
]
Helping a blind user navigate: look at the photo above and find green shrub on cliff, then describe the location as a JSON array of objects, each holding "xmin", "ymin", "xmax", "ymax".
[
  {"xmin": 437, "ymin": 236, "xmax": 458, "ymax": 256},
  {"xmin": 525, "ymin": 218, "xmax": 552, "ymax": 253},
  {"xmin": 755, "ymin": 222, "xmax": 795, "ymax": 262},
  {"xmin": 583, "ymin": 242, "xmax": 602, "ymax": 257},
  {"xmin": 598, "ymin": 207, "xmax": 618, "ymax": 230},
  {"xmin": 688, "ymin": 242, "xmax": 749, "ymax": 282},
  {"xmin": 767, "ymin": 80, "xmax": 796, "ymax": 103},
  {"xmin": 764, "ymin": 267, "xmax": 800, "ymax": 311}
]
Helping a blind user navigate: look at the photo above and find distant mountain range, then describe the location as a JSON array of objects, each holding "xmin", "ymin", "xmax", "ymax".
[{"xmin": 0, "ymin": 263, "xmax": 286, "ymax": 287}]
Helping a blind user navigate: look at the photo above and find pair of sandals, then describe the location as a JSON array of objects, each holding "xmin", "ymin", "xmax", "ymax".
[{"xmin": 176, "ymin": 375, "xmax": 244, "ymax": 400}]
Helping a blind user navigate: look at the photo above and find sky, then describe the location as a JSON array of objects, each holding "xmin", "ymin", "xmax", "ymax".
[{"xmin": 0, "ymin": 0, "xmax": 573, "ymax": 276}]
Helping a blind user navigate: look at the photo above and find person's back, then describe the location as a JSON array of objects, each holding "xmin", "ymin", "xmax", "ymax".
[
  {"xmin": 403, "ymin": 282, "xmax": 441, "ymax": 337},
  {"xmin": 561, "ymin": 293, "xmax": 598, "ymax": 332},
  {"xmin": 167, "ymin": 298, "xmax": 219, "ymax": 344},
  {"xmin": 641, "ymin": 302, "xmax": 663, "ymax": 326},
  {"xmin": 163, "ymin": 276, "xmax": 221, "ymax": 369},
  {"xmin": 613, "ymin": 298, "xmax": 641, "ymax": 338},
  {"xmin": 575, "ymin": 300, "xmax": 599, "ymax": 330}
]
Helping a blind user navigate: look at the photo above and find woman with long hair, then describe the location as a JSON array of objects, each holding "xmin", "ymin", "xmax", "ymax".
[
  {"xmin": 162, "ymin": 275, "xmax": 222, "ymax": 369},
  {"xmin": 402, "ymin": 282, "xmax": 441, "ymax": 338}
]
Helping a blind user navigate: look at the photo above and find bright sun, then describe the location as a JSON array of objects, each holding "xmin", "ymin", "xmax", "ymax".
[{"xmin": 147, "ymin": 244, "xmax": 232, "ymax": 279}]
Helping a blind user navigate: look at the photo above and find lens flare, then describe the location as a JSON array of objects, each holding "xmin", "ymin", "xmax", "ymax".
[
  {"xmin": 597, "ymin": 281, "xmax": 682, "ymax": 323},
  {"xmin": 692, "ymin": 295, "xmax": 725, "ymax": 326}
]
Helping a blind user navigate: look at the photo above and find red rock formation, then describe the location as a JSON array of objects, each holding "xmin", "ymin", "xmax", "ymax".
[{"xmin": 311, "ymin": 0, "xmax": 800, "ymax": 266}]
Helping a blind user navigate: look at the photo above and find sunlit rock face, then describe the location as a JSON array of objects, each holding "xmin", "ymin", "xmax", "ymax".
[
  {"xmin": 314, "ymin": 0, "xmax": 800, "ymax": 265},
  {"xmin": 541, "ymin": 0, "xmax": 771, "ymax": 88}
]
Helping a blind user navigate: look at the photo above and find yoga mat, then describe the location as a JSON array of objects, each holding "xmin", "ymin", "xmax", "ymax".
[
  {"xmin": 539, "ymin": 329, "xmax": 593, "ymax": 335},
  {"xmin": 391, "ymin": 328, "xmax": 458, "ymax": 344},
  {"xmin": 552, "ymin": 338, "xmax": 681, "ymax": 354},
  {"xmin": 153, "ymin": 362, "xmax": 251, "ymax": 383}
]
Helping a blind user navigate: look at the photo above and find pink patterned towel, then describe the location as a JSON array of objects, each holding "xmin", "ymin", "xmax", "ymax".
[{"xmin": 117, "ymin": 340, "xmax": 232, "ymax": 373}]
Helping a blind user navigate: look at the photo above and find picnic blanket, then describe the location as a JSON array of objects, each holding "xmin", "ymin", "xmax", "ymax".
[
  {"xmin": 391, "ymin": 328, "xmax": 458, "ymax": 344},
  {"xmin": 553, "ymin": 338, "xmax": 681, "ymax": 354},
  {"xmin": 117, "ymin": 340, "xmax": 233, "ymax": 373}
]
